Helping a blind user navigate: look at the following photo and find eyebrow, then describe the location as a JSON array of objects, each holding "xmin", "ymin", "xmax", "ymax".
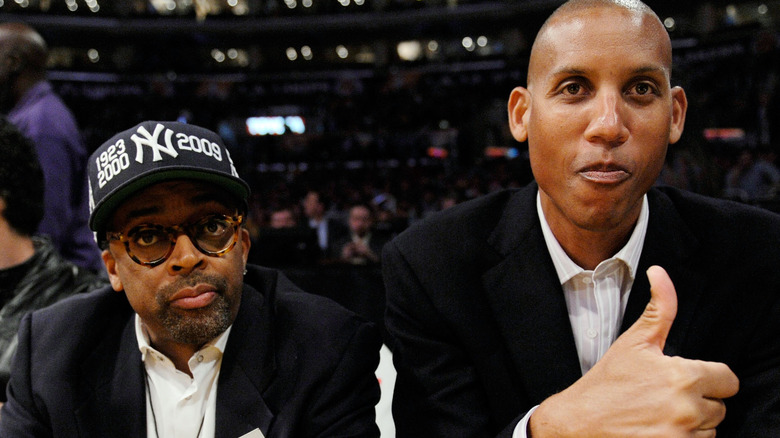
[
  {"xmin": 191, "ymin": 192, "xmax": 235, "ymax": 209},
  {"xmin": 122, "ymin": 193, "xmax": 232, "ymax": 223},
  {"xmin": 123, "ymin": 206, "xmax": 161, "ymax": 222},
  {"xmin": 630, "ymin": 65, "xmax": 668, "ymax": 76},
  {"xmin": 550, "ymin": 65, "xmax": 667, "ymax": 77},
  {"xmin": 551, "ymin": 67, "xmax": 587, "ymax": 77}
]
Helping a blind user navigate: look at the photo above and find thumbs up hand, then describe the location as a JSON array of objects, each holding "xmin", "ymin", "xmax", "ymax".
[{"xmin": 529, "ymin": 266, "xmax": 739, "ymax": 438}]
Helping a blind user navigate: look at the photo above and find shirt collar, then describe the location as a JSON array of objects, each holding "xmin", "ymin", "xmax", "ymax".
[
  {"xmin": 537, "ymin": 192, "xmax": 649, "ymax": 285},
  {"xmin": 9, "ymin": 81, "xmax": 51, "ymax": 116},
  {"xmin": 135, "ymin": 314, "xmax": 232, "ymax": 362}
]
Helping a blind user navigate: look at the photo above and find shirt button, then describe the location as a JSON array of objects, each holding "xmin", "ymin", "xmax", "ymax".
[
  {"xmin": 586, "ymin": 328, "xmax": 598, "ymax": 338},
  {"xmin": 582, "ymin": 277, "xmax": 592, "ymax": 284},
  {"xmin": 197, "ymin": 355, "xmax": 204, "ymax": 362}
]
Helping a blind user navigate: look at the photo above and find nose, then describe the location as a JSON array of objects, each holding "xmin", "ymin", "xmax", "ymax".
[
  {"xmin": 584, "ymin": 91, "xmax": 629, "ymax": 147},
  {"xmin": 166, "ymin": 233, "xmax": 205, "ymax": 275}
]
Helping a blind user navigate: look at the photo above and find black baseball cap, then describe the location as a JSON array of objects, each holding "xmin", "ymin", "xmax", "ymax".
[{"xmin": 88, "ymin": 121, "xmax": 250, "ymax": 242}]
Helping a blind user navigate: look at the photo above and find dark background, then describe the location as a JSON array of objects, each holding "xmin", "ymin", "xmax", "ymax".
[{"xmin": 2, "ymin": 0, "xmax": 778, "ymax": 332}]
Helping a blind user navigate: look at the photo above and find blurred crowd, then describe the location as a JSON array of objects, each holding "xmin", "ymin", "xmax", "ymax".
[
  {"xmin": 6, "ymin": 8, "xmax": 780, "ymax": 270},
  {"xmin": 51, "ymin": 24, "xmax": 779, "ymax": 248}
]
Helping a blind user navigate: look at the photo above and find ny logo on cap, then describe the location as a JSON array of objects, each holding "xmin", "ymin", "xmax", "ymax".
[{"xmin": 131, "ymin": 123, "xmax": 179, "ymax": 163}]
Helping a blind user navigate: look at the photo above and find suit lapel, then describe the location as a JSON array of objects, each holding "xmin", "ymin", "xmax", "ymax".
[
  {"xmin": 481, "ymin": 186, "xmax": 582, "ymax": 403},
  {"xmin": 215, "ymin": 281, "xmax": 275, "ymax": 438},
  {"xmin": 76, "ymin": 310, "xmax": 146, "ymax": 438},
  {"xmin": 620, "ymin": 189, "xmax": 705, "ymax": 357},
  {"xmin": 72, "ymin": 278, "xmax": 277, "ymax": 438},
  {"xmin": 479, "ymin": 187, "xmax": 705, "ymax": 405}
]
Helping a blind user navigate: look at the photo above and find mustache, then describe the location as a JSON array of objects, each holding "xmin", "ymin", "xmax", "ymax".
[{"xmin": 157, "ymin": 273, "xmax": 229, "ymax": 302}]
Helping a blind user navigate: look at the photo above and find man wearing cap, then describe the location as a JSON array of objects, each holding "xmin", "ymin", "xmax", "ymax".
[{"xmin": 0, "ymin": 121, "xmax": 382, "ymax": 437}]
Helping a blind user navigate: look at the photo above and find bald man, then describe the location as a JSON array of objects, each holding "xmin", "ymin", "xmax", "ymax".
[
  {"xmin": 0, "ymin": 22, "xmax": 102, "ymax": 272},
  {"xmin": 382, "ymin": 1, "xmax": 780, "ymax": 436}
]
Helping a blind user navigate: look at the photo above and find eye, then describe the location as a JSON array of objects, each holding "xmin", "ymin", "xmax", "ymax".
[
  {"xmin": 629, "ymin": 81, "xmax": 657, "ymax": 96},
  {"xmin": 199, "ymin": 216, "xmax": 230, "ymax": 237},
  {"xmin": 556, "ymin": 78, "xmax": 590, "ymax": 99},
  {"xmin": 131, "ymin": 228, "xmax": 163, "ymax": 247},
  {"xmin": 564, "ymin": 83, "xmax": 582, "ymax": 95}
]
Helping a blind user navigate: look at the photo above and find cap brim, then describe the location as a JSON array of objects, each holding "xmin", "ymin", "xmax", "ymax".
[{"xmin": 89, "ymin": 167, "xmax": 250, "ymax": 234}]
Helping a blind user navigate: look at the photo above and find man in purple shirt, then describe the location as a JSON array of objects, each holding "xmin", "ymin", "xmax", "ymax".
[{"xmin": 0, "ymin": 22, "xmax": 102, "ymax": 272}]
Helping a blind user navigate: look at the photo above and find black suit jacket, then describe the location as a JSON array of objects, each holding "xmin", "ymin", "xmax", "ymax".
[
  {"xmin": 0, "ymin": 265, "xmax": 381, "ymax": 437},
  {"xmin": 383, "ymin": 183, "xmax": 780, "ymax": 437}
]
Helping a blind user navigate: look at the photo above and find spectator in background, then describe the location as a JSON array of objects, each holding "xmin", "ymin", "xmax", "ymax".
[
  {"xmin": 251, "ymin": 204, "xmax": 320, "ymax": 267},
  {"xmin": 0, "ymin": 22, "xmax": 102, "ymax": 272},
  {"xmin": 439, "ymin": 191, "xmax": 461, "ymax": 210},
  {"xmin": 268, "ymin": 205, "xmax": 298, "ymax": 229},
  {"xmin": 301, "ymin": 190, "xmax": 347, "ymax": 259},
  {"xmin": 337, "ymin": 204, "xmax": 389, "ymax": 265},
  {"xmin": 723, "ymin": 146, "xmax": 780, "ymax": 202},
  {"xmin": 0, "ymin": 118, "xmax": 105, "ymax": 407}
]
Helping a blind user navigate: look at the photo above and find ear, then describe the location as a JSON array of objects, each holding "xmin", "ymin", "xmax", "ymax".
[
  {"xmin": 3, "ymin": 50, "xmax": 23, "ymax": 76},
  {"xmin": 239, "ymin": 228, "xmax": 251, "ymax": 266},
  {"xmin": 508, "ymin": 86, "xmax": 531, "ymax": 142},
  {"xmin": 668, "ymin": 86, "xmax": 688, "ymax": 144},
  {"xmin": 101, "ymin": 249, "xmax": 124, "ymax": 292}
]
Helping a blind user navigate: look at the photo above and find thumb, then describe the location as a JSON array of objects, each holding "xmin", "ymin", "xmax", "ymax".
[{"xmin": 626, "ymin": 265, "xmax": 678, "ymax": 351}]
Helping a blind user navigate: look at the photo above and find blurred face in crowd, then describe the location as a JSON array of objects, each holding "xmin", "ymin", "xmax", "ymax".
[
  {"xmin": 508, "ymin": 2, "xmax": 687, "ymax": 239},
  {"xmin": 0, "ymin": 27, "xmax": 18, "ymax": 111},
  {"xmin": 270, "ymin": 208, "xmax": 297, "ymax": 228},
  {"xmin": 348, "ymin": 205, "xmax": 373, "ymax": 238},
  {"xmin": 0, "ymin": 23, "xmax": 46, "ymax": 112},
  {"xmin": 102, "ymin": 180, "xmax": 250, "ymax": 353},
  {"xmin": 302, "ymin": 192, "xmax": 324, "ymax": 220}
]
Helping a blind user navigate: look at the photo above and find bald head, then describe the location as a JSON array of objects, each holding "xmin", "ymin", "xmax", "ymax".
[
  {"xmin": 554, "ymin": 0, "xmax": 651, "ymax": 15},
  {"xmin": 528, "ymin": 0, "xmax": 671, "ymax": 87},
  {"xmin": 0, "ymin": 22, "xmax": 48, "ymax": 74}
]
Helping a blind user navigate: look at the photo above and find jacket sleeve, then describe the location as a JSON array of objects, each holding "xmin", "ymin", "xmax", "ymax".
[
  {"xmin": 383, "ymin": 239, "xmax": 526, "ymax": 438},
  {"xmin": 718, "ymin": 288, "xmax": 780, "ymax": 436},
  {"xmin": 306, "ymin": 318, "xmax": 383, "ymax": 438},
  {"xmin": 0, "ymin": 314, "xmax": 53, "ymax": 438}
]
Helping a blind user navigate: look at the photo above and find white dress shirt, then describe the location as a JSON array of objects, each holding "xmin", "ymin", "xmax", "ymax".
[
  {"xmin": 309, "ymin": 218, "xmax": 328, "ymax": 251},
  {"xmin": 136, "ymin": 315, "xmax": 232, "ymax": 438},
  {"xmin": 513, "ymin": 193, "xmax": 649, "ymax": 438}
]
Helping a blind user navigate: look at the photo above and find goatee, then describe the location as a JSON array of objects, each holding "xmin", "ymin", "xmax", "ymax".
[{"xmin": 155, "ymin": 273, "xmax": 237, "ymax": 346}]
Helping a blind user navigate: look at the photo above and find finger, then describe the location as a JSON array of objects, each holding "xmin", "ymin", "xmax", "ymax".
[
  {"xmin": 693, "ymin": 360, "xmax": 740, "ymax": 399},
  {"xmin": 697, "ymin": 397, "xmax": 727, "ymax": 431},
  {"xmin": 691, "ymin": 430, "xmax": 717, "ymax": 438},
  {"xmin": 623, "ymin": 265, "xmax": 679, "ymax": 350}
]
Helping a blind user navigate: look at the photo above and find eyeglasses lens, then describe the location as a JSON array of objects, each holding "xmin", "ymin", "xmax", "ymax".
[{"xmin": 125, "ymin": 215, "xmax": 239, "ymax": 264}]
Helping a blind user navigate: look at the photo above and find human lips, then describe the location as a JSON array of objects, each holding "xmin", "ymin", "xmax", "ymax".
[
  {"xmin": 578, "ymin": 163, "xmax": 630, "ymax": 184},
  {"xmin": 169, "ymin": 283, "xmax": 218, "ymax": 309}
]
